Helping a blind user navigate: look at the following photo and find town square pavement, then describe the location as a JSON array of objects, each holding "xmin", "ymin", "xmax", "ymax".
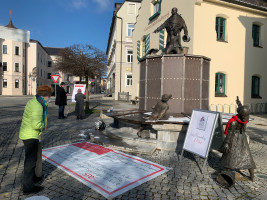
[{"xmin": 0, "ymin": 95, "xmax": 267, "ymax": 200}]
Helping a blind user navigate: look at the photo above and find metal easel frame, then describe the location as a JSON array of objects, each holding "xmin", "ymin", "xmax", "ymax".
[{"xmin": 179, "ymin": 109, "xmax": 222, "ymax": 173}]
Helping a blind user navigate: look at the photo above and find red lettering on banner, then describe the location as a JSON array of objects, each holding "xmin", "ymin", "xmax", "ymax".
[
  {"xmin": 193, "ymin": 138, "xmax": 202, "ymax": 144},
  {"xmin": 73, "ymin": 142, "xmax": 112, "ymax": 155}
]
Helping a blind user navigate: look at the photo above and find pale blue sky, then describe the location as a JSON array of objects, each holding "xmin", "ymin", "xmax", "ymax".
[{"xmin": 0, "ymin": 0, "xmax": 125, "ymax": 52}]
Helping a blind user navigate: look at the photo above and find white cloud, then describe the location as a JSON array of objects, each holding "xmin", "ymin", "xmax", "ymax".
[
  {"xmin": 92, "ymin": 0, "xmax": 112, "ymax": 11},
  {"xmin": 71, "ymin": 0, "xmax": 88, "ymax": 9},
  {"xmin": 56, "ymin": 0, "xmax": 88, "ymax": 11}
]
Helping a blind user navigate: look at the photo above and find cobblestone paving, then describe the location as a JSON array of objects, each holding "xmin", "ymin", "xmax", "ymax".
[{"xmin": 0, "ymin": 96, "xmax": 266, "ymax": 200}]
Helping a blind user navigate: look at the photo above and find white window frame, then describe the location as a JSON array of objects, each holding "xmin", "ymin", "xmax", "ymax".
[
  {"xmin": 3, "ymin": 62, "xmax": 7, "ymax": 71},
  {"xmin": 126, "ymin": 48, "xmax": 133, "ymax": 63},
  {"xmin": 3, "ymin": 79, "xmax": 7, "ymax": 88},
  {"xmin": 15, "ymin": 79, "xmax": 19, "ymax": 88},
  {"xmin": 3, "ymin": 45, "xmax": 7, "ymax": 54},
  {"xmin": 127, "ymin": 23, "xmax": 134, "ymax": 37},
  {"xmin": 15, "ymin": 46, "xmax": 19, "ymax": 56},
  {"xmin": 15, "ymin": 63, "xmax": 19, "ymax": 72},
  {"xmin": 125, "ymin": 73, "xmax": 132, "ymax": 86}
]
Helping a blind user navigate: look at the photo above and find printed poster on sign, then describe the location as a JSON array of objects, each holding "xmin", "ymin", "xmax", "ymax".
[
  {"xmin": 182, "ymin": 110, "xmax": 218, "ymax": 158},
  {"xmin": 42, "ymin": 142, "xmax": 169, "ymax": 199},
  {"xmin": 71, "ymin": 84, "xmax": 86, "ymax": 102},
  {"xmin": 197, "ymin": 115, "xmax": 208, "ymax": 131}
]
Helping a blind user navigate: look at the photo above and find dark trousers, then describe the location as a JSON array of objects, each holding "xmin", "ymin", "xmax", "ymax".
[
  {"xmin": 23, "ymin": 139, "xmax": 39, "ymax": 192},
  {"xmin": 58, "ymin": 105, "xmax": 65, "ymax": 119}
]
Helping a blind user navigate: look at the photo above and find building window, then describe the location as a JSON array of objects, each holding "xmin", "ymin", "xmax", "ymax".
[
  {"xmin": 15, "ymin": 46, "xmax": 19, "ymax": 55},
  {"xmin": 127, "ymin": 24, "xmax": 134, "ymax": 36},
  {"xmin": 23, "ymin": 65, "xmax": 25, "ymax": 73},
  {"xmin": 153, "ymin": 0, "xmax": 160, "ymax": 14},
  {"xmin": 3, "ymin": 79, "xmax": 7, "ymax": 88},
  {"xmin": 48, "ymin": 61, "xmax": 52, "ymax": 67},
  {"xmin": 126, "ymin": 74, "xmax": 132, "ymax": 86},
  {"xmin": 15, "ymin": 80, "xmax": 19, "ymax": 88},
  {"xmin": 23, "ymin": 49, "xmax": 25, "ymax": 57},
  {"xmin": 3, "ymin": 45, "xmax": 7, "ymax": 54},
  {"xmin": 251, "ymin": 76, "xmax": 260, "ymax": 98},
  {"xmin": 48, "ymin": 73, "xmax": 51, "ymax": 79},
  {"xmin": 3, "ymin": 62, "xmax": 7, "ymax": 71},
  {"xmin": 15, "ymin": 63, "xmax": 19, "ymax": 72},
  {"xmin": 252, "ymin": 24, "xmax": 260, "ymax": 47},
  {"xmin": 149, "ymin": 0, "xmax": 161, "ymax": 21},
  {"xmin": 216, "ymin": 17, "xmax": 226, "ymax": 41},
  {"xmin": 215, "ymin": 73, "xmax": 226, "ymax": 95},
  {"xmin": 127, "ymin": 49, "xmax": 133, "ymax": 63}
]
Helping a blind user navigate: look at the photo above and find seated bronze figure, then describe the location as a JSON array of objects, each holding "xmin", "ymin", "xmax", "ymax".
[{"xmin": 146, "ymin": 94, "xmax": 172, "ymax": 121}]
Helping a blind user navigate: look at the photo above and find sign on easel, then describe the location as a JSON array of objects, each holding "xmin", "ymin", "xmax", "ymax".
[
  {"xmin": 180, "ymin": 109, "xmax": 222, "ymax": 173},
  {"xmin": 71, "ymin": 84, "xmax": 86, "ymax": 102}
]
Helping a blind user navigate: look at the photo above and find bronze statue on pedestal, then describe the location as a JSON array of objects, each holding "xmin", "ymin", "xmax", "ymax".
[
  {"xmin": 154, "ymin": 7, "xmax": 190, "ymax": 54},
  {"xmin": 219, "ymin": 96, "xmax": 256, "ymax": 182}
]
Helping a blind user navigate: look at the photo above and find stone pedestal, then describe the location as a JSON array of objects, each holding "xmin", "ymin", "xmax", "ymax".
[
  {"xmin": 152, "ymin": 123, "xmax": 188, "ymax": 151},
  {"xmin": 139, "ymin": 54, "xmax": 210, "ymax": 114}
]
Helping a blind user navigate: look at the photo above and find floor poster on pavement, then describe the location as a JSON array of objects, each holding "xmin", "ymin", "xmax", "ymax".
[{"xmin": 42, "ymin": 142, "xmax": 169, "ymax": 199}]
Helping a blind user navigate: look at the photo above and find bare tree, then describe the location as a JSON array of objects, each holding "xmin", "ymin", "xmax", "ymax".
[{"xmin": 55, "ymin": 44, "xmax": 107, "ymax": 110}]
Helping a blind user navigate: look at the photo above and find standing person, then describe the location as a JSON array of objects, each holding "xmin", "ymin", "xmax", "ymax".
[
  {"xmin": 55, "ymin": 82, "xmax": 67, "ymax": 119},
  {"xmin": 19, "ymin": 85, "xmax": 53, "ymax": 194},
  {"xmin": 75, "ymin": 88, "xmax": 85, "ymax": 120}
]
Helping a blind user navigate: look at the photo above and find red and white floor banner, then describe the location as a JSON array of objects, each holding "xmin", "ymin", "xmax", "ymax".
[{"xmin": 42, "ymin": 142, "xmax": 169, "ymax": 199}]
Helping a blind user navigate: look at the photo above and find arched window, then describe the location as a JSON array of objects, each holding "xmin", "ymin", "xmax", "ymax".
[
  {"xmin": 215, "ymin": 73, "xmax": 226, "ymax": 95},
  {"xmin": 216, "ymin": 17, "xmax": 226, "ymax": 41},
  {"xmin": 251, "ymin": 76, "xmax": 260, "ymax": 98}
]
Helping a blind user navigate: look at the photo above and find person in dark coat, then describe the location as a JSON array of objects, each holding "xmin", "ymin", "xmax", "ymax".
[
  {"xmin": 55, "ymin": 82, "xmax": 67, "ymax": 119},
  {"xmin": 75, "ymin": 89, "xmax": 85, "ymax": 120},
  {"xmin": 219, "ymin": 97, "xmax": 256, "ymax": 181}
]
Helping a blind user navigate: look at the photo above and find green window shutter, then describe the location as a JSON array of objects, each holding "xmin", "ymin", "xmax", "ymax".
[
  {"xmin": 216, "ymin": 17, "xmax": 226, "ymax": 41},
  {"xmin": 145, "ymin": 34, "xmax": 150, "ymax": 55},
  {"xmin": 159, "ymin": 29, "xmax": 165, "ymax": 49},
  {"xmin": 137, "ymin": 41, "xmax": 140, "ymax": 60},
  {"xmin": 215, "ymin": 73, "xmax": 225, "ymax": 94}
]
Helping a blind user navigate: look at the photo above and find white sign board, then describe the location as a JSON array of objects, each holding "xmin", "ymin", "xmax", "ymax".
[
  {"xmin": 42, "ymin": 142, "xmax": 169, "ymax": 199},
  {"xmin": 182, "ymin": 110, "xmax": 219, "ymax": 158},
  {"xmin": 71, "ymin": 84, "xmax": 86, "ymax": 102}
]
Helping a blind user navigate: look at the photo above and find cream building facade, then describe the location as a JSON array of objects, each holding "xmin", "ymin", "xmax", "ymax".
[
  {"xmin": 106, "ymin": 0, "xmax": 141, "ymax": 100},
  {"xmin": 132, "ymin": 0, "xmax": 267, "ymax": 109},
  {"xmin": 0, "ymin": 20, "xmax": 70, "ymax": 96}
]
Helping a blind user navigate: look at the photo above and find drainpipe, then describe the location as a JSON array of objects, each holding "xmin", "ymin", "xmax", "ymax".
[{"xmin": 117, "ymin": 16, "xmax": 123, "ymax": 93}]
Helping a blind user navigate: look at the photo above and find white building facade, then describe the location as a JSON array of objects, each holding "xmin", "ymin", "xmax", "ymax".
[
  {"xmin": 106, "ymin": 0, "xmax": 141, "ymax": 100},
  {"xmin": 0, "ymin": 20, "xmax": 70, "ymax": 96}
]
